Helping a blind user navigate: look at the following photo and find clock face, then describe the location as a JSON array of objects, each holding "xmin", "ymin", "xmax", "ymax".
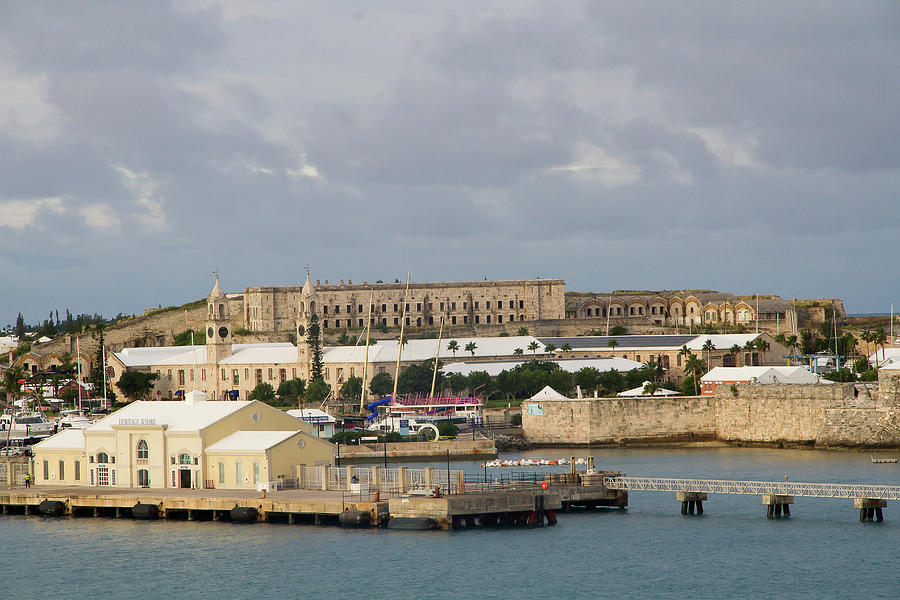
[
  {"xmin": 207, "ymin": 327, "xmax": 214, "ymax": 337},
  {"xmin": 218, "ymin": 326, "xmax": 229, "ymax": 338}
]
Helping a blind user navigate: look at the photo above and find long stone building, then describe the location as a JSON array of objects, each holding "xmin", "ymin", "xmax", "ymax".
[
  {"xmin": 244, "ymin": 276, "xmax": 566, "ymax": 333},
  {"xmin": 564, "ymin": 290, "xmax": 845, "ymax": 331}
]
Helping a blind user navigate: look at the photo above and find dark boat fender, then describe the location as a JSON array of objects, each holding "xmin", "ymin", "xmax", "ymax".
[
  {"xmin": 132, "ymin": 503, "xmax": 160, "ymax": 520},
  {"xmin": 339, "ymin": 509, "xmax": 371, "ymax": 527},
  {"xmin": 230, "ymin": 506, "xmax": 259, "ymax": 523},
  {"xmin": 387, "ymin": 517, "xmax": 437, "ymax": 530},
  {"xmin": 38, "ymin": 500, "xmax": 67, "ymax": 517}
]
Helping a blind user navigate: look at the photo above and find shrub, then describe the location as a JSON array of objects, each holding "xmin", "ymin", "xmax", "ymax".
[
  {"xmin": 436, "ymin": 420, "xmax": 458, "ymax": 437},
  {"xmin": 510, "ymin": 413, "xmax": 522, "ymax": 426}
]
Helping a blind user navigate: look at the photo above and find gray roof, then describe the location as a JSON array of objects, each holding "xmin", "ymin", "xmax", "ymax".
[{"xmin": 540, "ymin": 335, "xmax": 698, "ymax": 350}]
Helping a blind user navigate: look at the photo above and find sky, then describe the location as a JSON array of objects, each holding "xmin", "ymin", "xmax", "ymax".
[{"xmin": 2, "ymin": 1, "xmax": 899, "ymax": 325}]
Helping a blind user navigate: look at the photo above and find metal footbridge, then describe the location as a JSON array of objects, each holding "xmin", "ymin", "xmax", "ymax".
[{"xmin": 603, "ymin": 476, "xmax": 900, "ymax": 500}]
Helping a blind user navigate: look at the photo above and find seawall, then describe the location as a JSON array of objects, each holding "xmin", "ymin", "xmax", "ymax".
[{"xmin": 523, "ymin": 370, "xmax": 900, "ymax": 449}]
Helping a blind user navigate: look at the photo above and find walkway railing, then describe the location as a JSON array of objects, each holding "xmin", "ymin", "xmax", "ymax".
[{"xmin": 603, "ymin": 476, "xmax": 900, "ymax": 500}]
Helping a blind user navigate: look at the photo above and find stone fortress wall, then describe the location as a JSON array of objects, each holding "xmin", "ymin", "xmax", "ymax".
[{"xmin": 523, "ymin": 370, "xmax": 900, "ymax": 448}]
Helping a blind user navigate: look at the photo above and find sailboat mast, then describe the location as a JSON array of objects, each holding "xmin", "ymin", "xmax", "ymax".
[
  {"xmin": 360, "ymin": 289, "xmax": 374, "ymax": 414},
  {"xmin": 391, "ymin": 268, "xmax": 411, "ymax": 402},
  {"xmin": 429, "ymin": 316, "xmax": 444, "ymax": 399}
]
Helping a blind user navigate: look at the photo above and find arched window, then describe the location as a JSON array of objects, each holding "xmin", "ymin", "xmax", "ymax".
[
  {"xmin": 96, "ymin": 452, "xmax": 109, "ymax": 464},
  {"xmin": 137, "ymin": 440, "xmax": 149, "ymax": 459},
  {"xmin": 179, "ymin": 453, "xmax": 192, "ymax": 465}
]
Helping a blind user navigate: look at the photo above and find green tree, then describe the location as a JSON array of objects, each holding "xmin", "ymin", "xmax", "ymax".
[
  {"xmin": 398, "ymin": 359, "xmax": 442, "ymax": 395},
  {"xmin": 369, "ymin": 372, "xmax": 394, "ymax": 397},
  {"xmin": 336, "ymin": 332, "xmax": 353, "ymax": 346},
  {"xmin": 446, "ymin": 373, "xmax": 468, "ymax": 393},
  {"xmin": 173, "ymin": 328, "xmax": 205, "ymax": 346},
  {"xmin": 609, "ymin": 325, "xmax": 627, "ymax": 336},
  {"xmin": 248, "ymin": 382, "xmax": 276, "ymax": 404},
  {"xmin": 340, "ymin": 376, "xmax": 363, "ymax": 403},
  {"xmin": 528, "ymin": 341, "xmax": 540, "ymax": 354},
  {"xmin": 86, "ymin": 326, "xmax": 116, "ymax": 403},
  {"xmin": 607, "ymin": 339, "xmax": 619, "ymax": 350},
  {"xmin": 574, "ymin": 367, "xmax": 601, "ymax": 395},
  {"xmin": 306, "ymin": 314, "xmax": 324, "ymax": 382},
  {"xmin": 683, "ymin": 354, "xmax": 706, "ymax": 396},
  {"xmin": 544, "ymin": 343, "xmax": 557, "ymax": 354},
  {"xmin": 436, "ymin": 420, "xmax": 458, "ymax": 438},
  {"xmin": 305, "ymin": 379, "xmax": 331, "ymax": 405},
  {"xmin": 464, "ymin": 341, "xmax": 477, "ymax": 356},
  {"xmin": 513, "ymin": 348, "xmax": 524, "ymax": 356},
  {"xmin": 560, "ymin": 343, "xmax": 572, "ymax": 352},
  {"xmin": 277, "ymin": 378, "xmax": 306, "ymax": 406},
  {"xmin": 116, "ymin": 371, "xmax": 159, "ymax": 402},
  {"xmin": 15, "ymin": 313, "xmax": 25, "ymax": 339},
  {"xmin": 59, "ymin": 386, "xmax": 79, "ymax": 406},
  {"xmin": 447, "ymin": 340, "xmax": 459, "ymax": 357},
  {"xmin": 517, "ymin": 326, "xmax": 529, "ymax": 336},
  {"xmin": 729, "ymin": 344, "xmax": 741, "ymax": 367},
  {"xmin": 755, "ymin": 338, "xmax": 770, "ymax": 362},
  {"xmin": 702, "ymin": 339, "xmax": 715, "ymax": 368}
]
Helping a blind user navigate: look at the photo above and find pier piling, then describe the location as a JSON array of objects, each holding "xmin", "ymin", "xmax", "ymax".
[
  {"xmin": 762, "ymin": 494, "xmax": 794, "ymax": 519},
  {"xmin": 853, "ymin": 498, "xmax": 886, "ymax": 523},
  {"xmin": 676, "ymin": 492, "xmax": 707, "ymax": 516}
]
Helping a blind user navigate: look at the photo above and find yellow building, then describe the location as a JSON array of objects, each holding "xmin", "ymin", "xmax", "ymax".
[{"xmin": 32, "ymin": 391, "xmax": 334, "ymax": 490}]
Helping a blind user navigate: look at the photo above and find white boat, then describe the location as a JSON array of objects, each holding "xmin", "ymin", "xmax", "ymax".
[
  {"xmin": 0, "ymin": 411, "xmax": 56, "ymax": 438},
  {"xmin": 57, "ymin": 409, "xmax": 93, "ymax": 430}
]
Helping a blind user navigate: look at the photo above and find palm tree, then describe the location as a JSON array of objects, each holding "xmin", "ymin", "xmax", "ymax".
[
  {"xmin": 786, "ymin": 335, "xmax": 798, "ymax": 362},
  {"xmin": 608, "ymin": 339, "xmax": 619, "ymax": 351},
  {"xmin": 464, "ymin": 342, "xmax": 477, "ymax": 357},
  {"xmin": 729, "ymin": 344, "xmax": 741, "ymax": 367},
  {"xmin": 517, "ymin": 326, "xmax": 529, "ymax": 336},
  {"xmin": 560, "ymin": 343, "xmax": 572, "ymax": 352},
  {"xmin": 684, "ymin": 354, "xmax": 706, "ymax": 396},
  {"xmin": 755, "ymin": 338, "xmax": 770, "ymax": 363},
  {"xmin": 744, "ymin": 340, "xmax": 756, "ymax": 365},
  {"xmin": 702, "ymin": 339, "xmax": 715, "ymax": 368},
  {"xmin": 874, "ymin": 327, "xmax": 888, "ymax": 365},
  {"xmin": 527, "ymin": 341, "xmax": 540, "ymax": 354},
  {"xmin": 642, "ymin": 381, "xmax": 660, "ymax": 396},
  {"xmin": 544, "ymin": 343, "xmax": 557, "ymax": 354},
  {"xmin": 513, "ymin": 348, "xmax": 524, "ymax": 356},
  {"xmin": 447, "ymin": 340, "xmax": 459, "ymax": 357}
]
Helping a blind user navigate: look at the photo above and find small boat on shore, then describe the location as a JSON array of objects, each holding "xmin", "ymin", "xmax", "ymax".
[{"xmin": 871, "ymin": 456, "xmax": 898, "ymax": 464}]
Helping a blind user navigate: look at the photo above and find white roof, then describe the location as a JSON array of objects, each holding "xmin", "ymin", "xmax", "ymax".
[
  {"xmin": 529, "ymin": 385, "xmax": 569, "ymax": 400},
  {"xmin": 286, "ymin": 408, "xmax": 337, "ymax": 423},
  {"xmin": 206, "ymin": 430, "xmax": 300, "ymax": 453},
  {"xmin": 701, "ymin": 366, "xmax": 819, "ymax": 384},
  {"xmin": 617, "ymin": 383, "xmax": 681, "ymax": 397},
  {"xmin": 114, "ymin": 343, "xmax": 296, "ymax": 367},
  {"xmin": 683, "ymin": 334, "xmax": 761, "ymax": 351},
  {"xmin": 34, "ymin": 428, "xmax": 85, "ymax": 450},
  {"xmin": 323, "ymin": 336, "xmax": 543, "ymax": 364},
  {"xmin": 443, "ymin": 357, "xmax": 644, "ymax": 377},
  {"xmin": 87, "ymin": 399, "xmax": 252, "ymax": 432},
  {"xmin": 37, "ymin": 336, "xmax": 53, "ymax": 343},
  {"xmin": 870, "ymin": 347, "xmax": 900, "ymax": 367}
]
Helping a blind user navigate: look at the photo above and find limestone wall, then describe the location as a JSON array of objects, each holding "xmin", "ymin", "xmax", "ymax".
[
  {"xmin": 522, "ymin": 396, "xmax": 716, "ymax": 445},
  {"xmin": 716, "ymin": 382, "xmax": 900, "ymax": 448}
]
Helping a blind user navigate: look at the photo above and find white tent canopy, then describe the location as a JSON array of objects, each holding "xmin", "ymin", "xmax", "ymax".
[
  {"xmin": 529, "ymin": 385, "xmax": 568, "ymax": 401},
  {"xmin": 617, "ymin": 382, "xmax": 681, "ymax": 397}
]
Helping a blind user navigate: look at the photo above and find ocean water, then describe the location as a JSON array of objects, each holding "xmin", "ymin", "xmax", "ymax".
[{"xmin": 6, "ymin": 447, "xmax": 900, "ymax": 600}]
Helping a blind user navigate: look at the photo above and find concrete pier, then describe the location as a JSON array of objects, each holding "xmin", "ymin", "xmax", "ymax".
[
  {"xmin": 762, "ymin": 494, "xmax": 794, "ymax": 519},
  {"xmin": 854, "ymin": 498, "xmax": 886, "ymax": 522},
  {"xmin": 676, "ymin": 491, "xmax": 707, "ymax": 515}
]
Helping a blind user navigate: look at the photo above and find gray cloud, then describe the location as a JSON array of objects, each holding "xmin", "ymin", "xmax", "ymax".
[{"xmin": 1, "ymin": 1, "xmax": 899, "ymax": 326}]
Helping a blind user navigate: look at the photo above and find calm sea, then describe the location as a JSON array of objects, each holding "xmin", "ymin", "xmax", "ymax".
[{"xmin": 6, "ymin": 447, "xmax": 900, "ymax": 600}]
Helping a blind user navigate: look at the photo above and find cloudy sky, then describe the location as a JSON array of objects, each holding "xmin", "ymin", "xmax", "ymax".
[{"xmin": 2, "ymin": 1, "xmax": 898, "ymax": 324}]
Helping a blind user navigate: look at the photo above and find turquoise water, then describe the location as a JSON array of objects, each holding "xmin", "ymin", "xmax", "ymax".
[{"xmin": 6, "ymin": 447, "xmax": 900, "ymax": 599}]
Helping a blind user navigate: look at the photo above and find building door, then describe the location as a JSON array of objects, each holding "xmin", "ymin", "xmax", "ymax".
[{"xmin": 179, "ymin": 469, "xmax": 192, "ymax": 488}]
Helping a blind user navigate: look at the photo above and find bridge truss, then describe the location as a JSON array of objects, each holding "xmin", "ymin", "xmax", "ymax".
[{"xmin": 603, "ymin": 477, "xmax": 900, "ymax": 500}]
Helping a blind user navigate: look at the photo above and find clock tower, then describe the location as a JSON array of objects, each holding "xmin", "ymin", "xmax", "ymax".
[
  {"xmin": 206, "ymin": 275, "xmax": 232, "ymax": 400},
  {"xmin": 295, "ymin": 271, "xmax": 317, "ymax": 380}
]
